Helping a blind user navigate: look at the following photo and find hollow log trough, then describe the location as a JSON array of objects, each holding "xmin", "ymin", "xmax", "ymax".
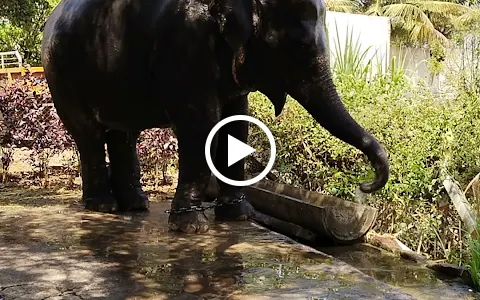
[{"xmin": 207, "ymin": 176, "xmax": 378, "ymax": 245}]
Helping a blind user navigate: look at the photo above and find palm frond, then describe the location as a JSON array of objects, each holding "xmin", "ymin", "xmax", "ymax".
[
  {"xmin": 453, "ymin": 8, "xmax": 480, "ymax": 28},
  {"xmin": 383, "ymin": 3, "xmax": 434, "ymax": 25},
  {"xmin": 325, "ymin": 0, "xmax": 360, "ymax": 13},
  {"xmin": 365, "ymin": 6, "xmax": 381, "ymax": 15},
  {"xmin": 413, "ymin": 1, "xmax": 472, "ymax": 15},
  {"xmin": 382, "ymin": 3, "xmax": 448, "ymax": 43}
]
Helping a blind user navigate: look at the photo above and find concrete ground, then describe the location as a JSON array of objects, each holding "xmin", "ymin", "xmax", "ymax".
[{"xmin": 0, "ymin": 187, "xmax": 447, "ymax": 299}]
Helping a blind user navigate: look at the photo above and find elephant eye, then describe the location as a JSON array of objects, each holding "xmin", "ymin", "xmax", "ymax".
[{"xmin": 288, "ymin": 25, "xmax": 314, "ymax": 46}]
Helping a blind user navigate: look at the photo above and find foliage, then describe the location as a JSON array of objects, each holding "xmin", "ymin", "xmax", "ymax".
[
  {"xmin": 0, "ymin": 0, "xmax": 51, "ymax": 27},
  {"xmin": 468, "ymin": 224, "xmax": 480, "ymax": 291},
  {"xmin": 453, "ymin": 7, "xmax": 480, "ymax": 32},
  {"xmin": 325, "ymin": 0, "xmax": 361, "ymax": 13},
  {"xmin": 0, "ymin": 73, "xmax": 71, "ymax": 150},
  {"xmin": 339, "ymin": 0, "xmax": 478, "ymax": 47},
  {"xmin": 0, "ymin": 22, "xmax": 25, "ymax": 58},
  {"xmin": 0, "ymin": 72, "xmax": 179, "ymax": 187},
  {"xmin": 427, "ymin": 39, "xmax": 446, "ymax": 76},
  {"xmin": 367, "ymin": 0, "xmax": 473, "ymax": 45},
  {"xmin": 450, "ymin": 33, "xmax": 480, "ymax": 97},
  {"xmin": 446, "ymin": 29, "xmax": 480, "ymax": 286},
  {"xmin": 0, "ymin": 72, "xmax": 76, "ymax": 185},
  {"xmin": 330, "ymin": 22, "xmax": 375, "ymax": 81},
  {"xmin": 248, "ymin": 79, "xmax": 476, "ymax": 263},
  {"xmin": 0, "ymin": 0, "xmax": 59, "ymax": 65},
  {"xmin": 0, "ymin": 21, "xmax": 43, "ymax": 65},
  {"xmin": 248, "ymin": 27, "xmax": 480, "ymax": 263}
]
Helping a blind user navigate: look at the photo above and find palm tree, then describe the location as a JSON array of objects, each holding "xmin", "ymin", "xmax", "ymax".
[
  {"xmin": 325, "ymin": 0, "xmax": 361, "ymax": 13},
  {"xmin": 453, "ymin": 5, "xmax": 480, "ymax": 31},
  {"xmin": 365, "ymin": 0, "xmax": 473, "ymax": 45}
]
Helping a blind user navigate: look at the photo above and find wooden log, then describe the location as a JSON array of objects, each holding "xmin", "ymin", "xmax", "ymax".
[
  {"xmin": 365, "ymin": 232, "xmax": 428, "ymax": 263},
  {"xmin": 252, "ymin": 210, "xmax": 320, "ymax": 244},
  {"xmin": 243, "ymin": 180, "xmax": 378, "ymax": 244},
  {"xmin": 205, "ymin": 157, "xmax": 278, "ymax": 202}
]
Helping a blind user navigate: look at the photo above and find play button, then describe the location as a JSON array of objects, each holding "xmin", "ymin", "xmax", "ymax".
[
  {"xmin": 205, "ymin": 115, "xmax": 276, "ymax": 187},
  {"xmin": 227, "ymin": 135, "xmax": 256, "ymax": 167}
]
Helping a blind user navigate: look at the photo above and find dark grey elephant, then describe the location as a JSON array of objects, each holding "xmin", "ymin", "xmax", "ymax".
[{"xmin": 41, "ymin": 0, "xmax": 389, "ymax": 234}]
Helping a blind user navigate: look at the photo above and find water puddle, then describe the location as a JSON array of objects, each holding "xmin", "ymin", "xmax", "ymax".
[{"xmin": 317, "ymin": 243, "xmax": 477, "ymax": 299}]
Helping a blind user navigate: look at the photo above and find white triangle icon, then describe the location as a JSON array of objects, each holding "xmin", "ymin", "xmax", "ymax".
[{"xmin": 227, "ymin": 135, "xmax": 256, "ymax": 167}]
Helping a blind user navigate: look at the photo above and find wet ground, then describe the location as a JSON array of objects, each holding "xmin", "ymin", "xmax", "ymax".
[
  {"xmin": 0, "ymin": 187, "xmax": 476, "ymax": 299},
  {"xmin": 0, "ymin": 187, "xmax": 421, "ymax": 300},
  {"xmin": 318, "ymin": 243, "xmax": 477, "ymax": 300}
]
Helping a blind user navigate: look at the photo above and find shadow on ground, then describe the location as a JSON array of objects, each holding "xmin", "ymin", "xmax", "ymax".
[
  {"xmin": 2, "ymin": 186, "xmax": 369, "ymax": 300},
  {"xmin": 3, "ymin": 186, "xmax": 474, "ymax": 299},
  {"xmin": 0, "ymin": 187, "xmax": 149, "ymax": 299}
]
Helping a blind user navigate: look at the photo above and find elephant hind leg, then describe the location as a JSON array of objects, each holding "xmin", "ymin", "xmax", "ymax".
[
  {"xmin": 105, "ymin": 130, "xmax": 149, "ymax": 211},
  {"xmin": 55, "ymin": 103, "xmax": 117, "ymax": 213},
  {"xmin": 42, "ymin": 55, "xmax": 121, "ymax": 211}
]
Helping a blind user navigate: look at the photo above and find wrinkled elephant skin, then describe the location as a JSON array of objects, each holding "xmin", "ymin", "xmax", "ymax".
[{"xmin": 41, "ymin": 0, "xmax": 389, "ymax": 233}]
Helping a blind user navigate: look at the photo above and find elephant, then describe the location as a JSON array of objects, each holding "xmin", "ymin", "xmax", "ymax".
[{"xmin": 40, "ymin": 0, "xmax": 390, "ymax": 234}]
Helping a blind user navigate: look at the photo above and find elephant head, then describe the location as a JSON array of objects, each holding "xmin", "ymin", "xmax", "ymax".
[{"xmin": 214, "ymin": 0, "xmax": 389, "ymax": 193}]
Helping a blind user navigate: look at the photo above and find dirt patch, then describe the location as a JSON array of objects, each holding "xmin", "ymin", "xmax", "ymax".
[{"xmin": 2, "ymin": 148, "xmax": 178, "ymax": 198}]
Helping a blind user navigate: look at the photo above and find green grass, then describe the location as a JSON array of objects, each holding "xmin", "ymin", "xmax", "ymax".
[
  {"xmin": 468, "ymin": 224, "xmax": 480, "ymax": 290},
  {"xmin": 330, "ymin": 20, "xmax": 376, "ymax": 80}
]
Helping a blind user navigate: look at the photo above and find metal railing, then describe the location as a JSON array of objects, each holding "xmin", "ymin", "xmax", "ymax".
[{"xmin": 0, "ymin": 51, "xmax": 22, "ymax": 69}]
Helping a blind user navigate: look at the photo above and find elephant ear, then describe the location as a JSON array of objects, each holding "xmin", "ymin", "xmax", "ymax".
[
  {"xmin": 217, "ymin": 0, "xmax": 253, "ymax": 51},
  {"xmin": 213, "ymin": 0, "xmax": 254, "ymax": 84}
]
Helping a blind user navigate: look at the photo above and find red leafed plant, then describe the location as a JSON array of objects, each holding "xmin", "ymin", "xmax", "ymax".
[
  {"xmin": 0, "ymin": 73, "xmax": 75, "ymax": 149},
  {"xmin": 0, "ymin": 71, "xmax": 180, "ymax": 187},
  {"xmin": 137, "ymin": 128, "xmax": 178, "ymax": 186},
  {"xmin": 0, "ymin": 72, "xmax": 77, "ymax": 186}
]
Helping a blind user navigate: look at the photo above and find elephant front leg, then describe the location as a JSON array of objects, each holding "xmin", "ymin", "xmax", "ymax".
[
  {"xmin": 167, "ymin": 107, "xmax": 219, "ymax": 234},
  {"xmin": 214, "ymin": 95, "xmax": 255, "ymax": 221}
]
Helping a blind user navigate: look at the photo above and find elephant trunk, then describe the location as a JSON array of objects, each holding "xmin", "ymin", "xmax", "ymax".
[{"xmin": 289, "ymin": 69, "xmax": 389, "ymax": 193}]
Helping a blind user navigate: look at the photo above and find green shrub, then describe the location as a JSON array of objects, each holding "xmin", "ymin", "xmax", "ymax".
[
  {"xmin": 247, "ymin": 68, "xmax": 480, "ymax": 262},
  {"xmin": 246, "ymin": 22, "xmax": 480, "ymax": 263},
  {"xmin": 468, "ymin": 224, "xmax": 480, "ymax": 291}
]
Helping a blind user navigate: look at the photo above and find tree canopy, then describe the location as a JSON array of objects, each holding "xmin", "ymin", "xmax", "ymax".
[{"xmin": 0, "ymin": 0, "xmax": 59, "ymax": 65}]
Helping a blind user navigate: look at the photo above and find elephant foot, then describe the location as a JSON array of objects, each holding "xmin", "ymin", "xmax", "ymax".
[
  {"xmin": 168, "ymin": 209, "xmax": 209, "ymax": 234},
  {"xmin": 214, "ymin": 193, "xmax": 254, "ymax": 221},
  {"xmin": 83, "ymin": 194, "xmax": 118, "ymax": 213},
  {"xmin": 114, "ymin": 186, "xmax": 150, "ymax": 212}
]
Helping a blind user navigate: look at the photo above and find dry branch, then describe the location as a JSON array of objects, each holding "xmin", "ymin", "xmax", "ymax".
[{"xmin": 443, "ymin": 175, "xmax": 477, "ymax": 235}]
